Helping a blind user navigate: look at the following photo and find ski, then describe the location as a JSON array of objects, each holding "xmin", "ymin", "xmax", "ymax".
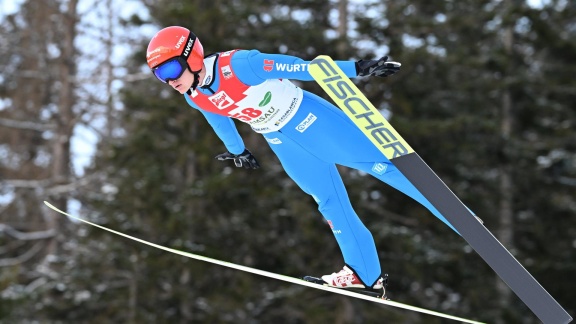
[
  {"xmin": 308, "ymin": 55, "xmax": 572, "ymax": 324},
  {"xmin": 43, "ymin": 201, "xmax": 484, "ymax": 324}
]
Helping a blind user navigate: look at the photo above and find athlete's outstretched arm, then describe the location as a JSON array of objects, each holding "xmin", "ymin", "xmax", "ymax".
[
  {"xmin": 231, "ymin": 50, "xmax": 400, "ymax": 85},
  {"xmin": 230, "ymin": 50, "xmax": 357, "ymax": 84}
]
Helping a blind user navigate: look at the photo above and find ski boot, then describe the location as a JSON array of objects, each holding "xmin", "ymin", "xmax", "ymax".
[{"xmin": 303, "ymin": 265, "xmax": 389, "ymax": 299}]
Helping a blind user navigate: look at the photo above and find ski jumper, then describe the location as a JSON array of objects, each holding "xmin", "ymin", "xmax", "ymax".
[{"xmin": 184, "ymin": 50, "xmax": 455, "ymax": 286}]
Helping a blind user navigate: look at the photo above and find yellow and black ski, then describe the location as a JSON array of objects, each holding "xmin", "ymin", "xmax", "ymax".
[{"xmin": 308, "ymin": 55, "xmax": 572, "ymax": 324}]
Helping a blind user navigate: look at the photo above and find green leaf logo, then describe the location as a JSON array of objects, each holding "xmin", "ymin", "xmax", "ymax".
[{"xmin": 258, "ymin": 91, "xmax": 272, "ymax": 107}]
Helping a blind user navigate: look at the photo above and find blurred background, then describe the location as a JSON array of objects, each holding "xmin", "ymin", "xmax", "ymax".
[{"xmin": 0, "ymin": 0, "xmax": 575, "ymax": 323}]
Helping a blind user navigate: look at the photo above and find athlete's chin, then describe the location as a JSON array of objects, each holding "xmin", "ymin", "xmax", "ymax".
[{"xmin": 172, "ymin": 85, "xmax": 188, "ymax": 94}]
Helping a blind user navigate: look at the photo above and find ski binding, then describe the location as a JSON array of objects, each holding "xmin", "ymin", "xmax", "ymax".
[{"xmin": 302, "ymin": 273, "xmax": 389, "ymax": 300}]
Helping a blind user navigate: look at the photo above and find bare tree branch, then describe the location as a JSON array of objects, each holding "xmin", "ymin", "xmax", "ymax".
[
  {"xmin": 46, "ymin": 179, "xmax": 87, "ymax": 195},
  {"xmin": 0, "ymin": 242, "xmax": 44, "ymax": 267},
  {"xmin": 557, "ymin": 176, "xmax": 576, "ymax": 187},
  {"xmin": 2, "ymin": 171, "xmax": 99, "ymax": 194},
  {"xmin": 0, "ymin": 224, "xmax": 56, "ymax": 240},
  {"xmin": 122, "ymin": 72, "xmax": 150, "ymax": 82},
  {"xmin": 2, "ymin": 179, "xmax": 51, "ymax": 189},
  {"xmin": 0, "ymin": 239, "xmax": 26, "ymax": 255},
  {"xmin": 0, "ymin": 118, "xmax": 56, "ymax": 132}
]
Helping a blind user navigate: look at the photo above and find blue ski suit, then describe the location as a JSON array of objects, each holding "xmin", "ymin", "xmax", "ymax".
[{"xmin": 183, "ymin": 49, "xmax": 454, "ymax": 286}]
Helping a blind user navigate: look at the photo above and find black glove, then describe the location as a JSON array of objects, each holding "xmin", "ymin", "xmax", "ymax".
[
  {"xmin": 215, "ymin": 149, "xmax": 260, "ymax": 169},
  {"xmin": 356, "ymin": 56, "xmax": 401, "ymax": 77}
]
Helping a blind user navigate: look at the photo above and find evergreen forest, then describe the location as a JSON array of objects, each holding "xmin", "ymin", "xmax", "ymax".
[{"xmin": 1, "ymin": 0, "xmax": 575, "ymax": 323}]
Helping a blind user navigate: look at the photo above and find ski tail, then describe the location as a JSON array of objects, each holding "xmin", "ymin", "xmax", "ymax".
[{"xmin": 308, "ymin": 56, "xmax": 573, "ymax": 324}]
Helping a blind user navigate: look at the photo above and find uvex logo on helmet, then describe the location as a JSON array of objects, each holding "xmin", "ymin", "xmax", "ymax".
[
  {"xmin": 183, "ymin": 38, "xmax": 194, "ymax": 57},
  {"xmin": 175, "ymin": 36, "xmax": 186, "ymax": 49}
]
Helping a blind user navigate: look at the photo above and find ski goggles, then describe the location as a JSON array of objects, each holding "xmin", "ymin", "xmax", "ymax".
[{"xmin": 152, "ymin": 57, "xmax": 189, "ymax": 83}]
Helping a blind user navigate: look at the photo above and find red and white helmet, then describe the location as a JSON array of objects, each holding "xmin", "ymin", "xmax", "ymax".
[{"xmin": 146, "ymin": 26, "xmax": 204, "ymax": 73}]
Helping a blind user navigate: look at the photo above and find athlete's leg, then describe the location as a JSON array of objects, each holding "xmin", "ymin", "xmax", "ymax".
[
  {"xmin": 262, "ymin": 132, "xmax": 382, "ymax": 286},
  {"xmin": 281, "ymin": 91, "xmax": 459, "ymax": 231},
  {"xmin": 344, "ymin": 161, "xmax": 457, "ymax": 231}
]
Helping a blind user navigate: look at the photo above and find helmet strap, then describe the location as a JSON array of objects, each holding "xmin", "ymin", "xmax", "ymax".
[{"xmin": 186, "ymin": 72, "xmax": 201, "ymax": 95}]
